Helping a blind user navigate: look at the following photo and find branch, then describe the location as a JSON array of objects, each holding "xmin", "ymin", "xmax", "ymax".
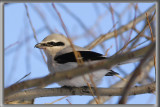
[
  {"xmin": 4, "ymin": 43, "xmax": 153, "ymax": 97},
  {"xmin": 114, "ymin": 10, "xmax": 155, "ymax": 55},
  {"xmin": 118, "ymin": 42, "xmax": 155, "ymax": 104},
  {"xmin": 89, "ymin": 56, "xmax": 155, "ymax": 104},
  {"xmin": 85, "ymin": 5, "xmax": 155, "ymax": 49},
  {"xmin": 24, "ymin": 4, "xmax": 47, "ymax": 64},
  {"xmin": 5, "ymin": 82, "xmax": 155, "ymax": 102},
  {"xmin": 29, "ymin": 4, "xmax": 54, "ymax": 33},
  {"xmin": 57, "ymin": 4, "xmax": 90, "ymax": 35}
]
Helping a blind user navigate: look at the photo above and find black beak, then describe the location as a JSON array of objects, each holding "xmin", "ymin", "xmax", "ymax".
[{"xmin": 34, "ymin": 43, "xmax": 42, "ymax": 48}]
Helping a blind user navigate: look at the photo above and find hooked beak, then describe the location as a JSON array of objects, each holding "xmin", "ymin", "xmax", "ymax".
[{"xmin": 34, "ymin": 43, "xmax": 44, "ymax": 49}]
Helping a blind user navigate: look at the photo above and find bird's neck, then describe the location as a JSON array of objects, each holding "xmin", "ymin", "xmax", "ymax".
[
  {"xmin": 45, "ymin": 52, "xmax": 56, "ymax": 63},
  {"xmin": 45, "ymin": 53, "xmax": 56, "ymax": 73}
]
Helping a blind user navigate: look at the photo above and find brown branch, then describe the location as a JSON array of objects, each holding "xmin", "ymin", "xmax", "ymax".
[
  {"xmin": 57, "ymin": 4, "xmax": 90, "ymax": 35},
  {"xmin": 118, "ymin": 42, "xmax": 155, "ymax": 104},
  {"xmin": 146, "ymin": 12, "xmax": 156, "ymax": 70},
  {"xmin": 52, "ymin": 3, "xmax": 83, "ymax": 65},
  {"xmin": 89, "ymin": 56, "xmax": 155, "ymax": 104},
  {"xmin": 108, "ymin": 3, "xmax": 118, "ymax": 52},
  {"xmin": 24, "ymin": 4, "xmax": 47, "ymax": 64},
  {"xmin": 5, "ymin": 26, "xmax": 48, "ymax": 55},
  {"xmin": 85, "ymin": 5, "xmax": 155, "ymax": 50},
  {"xmin": 5, "ymin": 99, "xmax": 34, "ymax": 104},
  {"xmin": 45, "ymin": 96, "xmax": 68, "ymax": 104},
  {"xmin": 5, "ymin": 41, "xmax": 20, "ymax": 50},
  {"xmin": 29, "ymin": 4, "xmax": 54, "ymax": 33},
  {"xmin": 115, "ymin": 10, "xmax": 155, "ymax": 55},
  {"xmin": 133, "ymin": 27, "xmax": 154, "ymax": 41},
  {"xmin": 5, "ymin": 82, "xmax": 155, "ymax": 102}
]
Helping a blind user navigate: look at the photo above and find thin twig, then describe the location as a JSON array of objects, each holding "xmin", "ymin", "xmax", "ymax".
[
  {"xmin": 5, "ymin": 41, "xmax": 20, "ymax": 51},
  {"xmin": 29, "ymin": 4, "xmax": 54, "ymax": 33},
  {"xmin": 66, "ymin": 99, "xmax": 72, "ymax": 104},
  {"xmin": 24, "ymin": 4, "xmax": 47, "ymax": 64},
  {"xmin": 85, "ymin": 5, "xmax": 155, "ymax": 49},
  {"xmin": 146, "ymin": 12, "xmax": 156, "ymax": 70},
  {"xmin": 15, "ymin": 72, "xmax": 31, "ymax": 84},
  {"xmin": 114, "ymin": 11, "xmax": 155, "ymax": 55},
  {"xmin": 45, "ymin": 96, "xmax": 68, "ymax": 104}
]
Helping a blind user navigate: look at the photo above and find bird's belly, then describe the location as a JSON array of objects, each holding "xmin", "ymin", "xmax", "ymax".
[
  {"xmin": 53, "ymin": 62, "xmax": 109, "ymax": 87},
  {"xmin": 58, "ymin": 69, "xmax": 109, "ymax": 87}
]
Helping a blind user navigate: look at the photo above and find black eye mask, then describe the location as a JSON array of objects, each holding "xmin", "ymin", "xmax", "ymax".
[{"xmin": 47, "ymin": 41, "xmax": 65, "ymax": 46}]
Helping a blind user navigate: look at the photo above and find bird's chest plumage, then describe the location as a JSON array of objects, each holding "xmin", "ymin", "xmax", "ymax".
[
  {"xmin": 54, "ymin": 62, "xmax": 78, "ymax": 72},
  {"xmin": 48, "ymin": 59, "xmax": 109, "ymax": 87},
  {"xmin": 48, "ymin": 57, "xmax": 78, "ymax": 73}
]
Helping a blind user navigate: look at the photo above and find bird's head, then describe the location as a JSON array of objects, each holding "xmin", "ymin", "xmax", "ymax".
[{"xmin": 35, "ymin": 34, "xmax": 70, "ymax": 57}]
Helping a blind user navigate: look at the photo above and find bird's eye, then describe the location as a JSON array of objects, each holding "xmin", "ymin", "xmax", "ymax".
[
  {"xmin": 47, "ymin": 42, "xmax": 65, "ymax": 46},
  {"xmin": 56, "ymin": 42, "xmax": 65, "ymax": 46},
  {"xmin": 48, "ymin": 42, "xmax": 55, "ymax": 46}
]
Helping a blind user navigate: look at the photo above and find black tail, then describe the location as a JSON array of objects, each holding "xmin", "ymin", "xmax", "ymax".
[{"xmin": 105, "ymin": 70, "xmax": 119, "ymax": 76}]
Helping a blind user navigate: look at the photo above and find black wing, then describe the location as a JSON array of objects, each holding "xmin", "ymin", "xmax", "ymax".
[{"xmin": 54, "ymin": 51, "xmax": 106, "ymax": 64}]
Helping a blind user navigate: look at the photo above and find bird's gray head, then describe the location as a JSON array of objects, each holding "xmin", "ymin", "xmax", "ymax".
[{"xmin": 35, "ymin": 34, "xmax": 70, "ymax": 57}]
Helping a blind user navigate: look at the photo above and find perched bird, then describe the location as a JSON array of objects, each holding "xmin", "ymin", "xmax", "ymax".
[{"xmin": 35, "ymin": 34, "xmax": 118, "ymax": 87}]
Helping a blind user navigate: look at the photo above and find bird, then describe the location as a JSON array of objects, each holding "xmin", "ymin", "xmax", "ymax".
[{"xmin": 35, "ymin": 34, "xmax": 119, "ymax": 87}]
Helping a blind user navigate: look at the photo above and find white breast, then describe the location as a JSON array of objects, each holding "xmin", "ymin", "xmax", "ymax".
[{"xmin": 53, "ymin": 61, "xmax": 109, "ymax": 87}]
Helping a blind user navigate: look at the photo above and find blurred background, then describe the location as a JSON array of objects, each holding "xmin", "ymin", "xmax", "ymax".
[{"xmin": 4, "ymin": 3, "xmax": 156, "ymax": 104}]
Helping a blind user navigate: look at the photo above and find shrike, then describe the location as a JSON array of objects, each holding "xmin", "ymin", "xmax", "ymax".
[{"xmin": 35, "ymin": 34, "xmax": 118, "ymax": 87}]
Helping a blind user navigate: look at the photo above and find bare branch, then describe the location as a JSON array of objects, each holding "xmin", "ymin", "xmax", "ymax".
[
  {"xmin": 24, "ymin": 4, "xmax": 47, "ymax": 64},
  {"xmin": 29, "ymin": 4, "xmax": 54, "ymax": 33},
  {"xmin": 85, "ymin": 5, "xmax": 155, "ymax": 50},
  {"xmin": 5, "ymin": 82, "xmax": 155, "ymax": 102},
  {"xmin": 118, "ymin": 42, "xmax": 155, "ymax": 104},
  {"xmin": 89, "ymin": 57, "xmax": 155, "ymax": 104}
]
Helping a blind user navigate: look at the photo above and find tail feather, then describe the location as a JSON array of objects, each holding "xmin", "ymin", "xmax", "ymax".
[{"xmin": 105, "ymin": 70, "xmax": 119, "ymax": 76}]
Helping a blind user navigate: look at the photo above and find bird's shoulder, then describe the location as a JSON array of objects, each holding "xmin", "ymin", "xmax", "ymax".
[{"xmin": 54, "ymin": 46, "xmax": 106, "ymax": 64}]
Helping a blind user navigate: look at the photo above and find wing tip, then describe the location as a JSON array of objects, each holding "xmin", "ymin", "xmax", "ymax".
[{"xmin": 105, "ymin": 70, "xmax": 119, "ymax": 76}]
